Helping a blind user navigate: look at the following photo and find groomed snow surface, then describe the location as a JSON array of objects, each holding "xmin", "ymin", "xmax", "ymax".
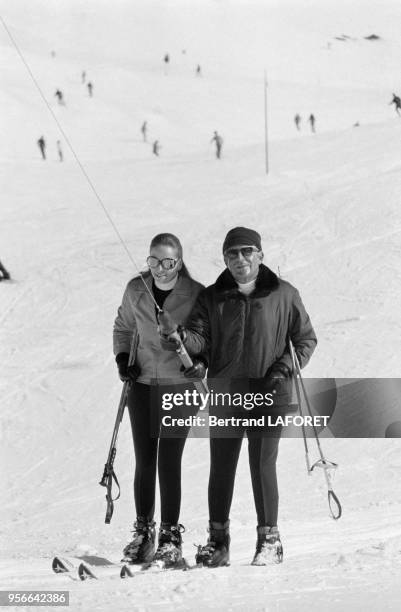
[{"xmin": 1, "ymin": 1, "xmax": 401, "ymax": 610}]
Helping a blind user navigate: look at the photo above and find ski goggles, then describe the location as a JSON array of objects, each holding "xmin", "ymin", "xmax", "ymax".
[
  {"xmin": 224, "ymin": 246, "xmax": 260, "ymax": 260},
  {"xmin": 146, "ymin": 256, "xmax": 179, "ymax": 270}
]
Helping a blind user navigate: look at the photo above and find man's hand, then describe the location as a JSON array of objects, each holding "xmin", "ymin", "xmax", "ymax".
[
  {"xmin": 265, "ymin": 363, "xmax": 291, "ymax": 392},
  {"xmin": 180, "ymin": 358, "xmax": 207, "ymax": 379}
]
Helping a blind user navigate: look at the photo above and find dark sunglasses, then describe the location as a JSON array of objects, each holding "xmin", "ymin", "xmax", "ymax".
[
  {"xmin": 224, "ymin": 247, "xmax": 260, "ymax": 260},
  {"xmin": 147, "ymin": 255, "xmax": 178, "ymax": 270}
]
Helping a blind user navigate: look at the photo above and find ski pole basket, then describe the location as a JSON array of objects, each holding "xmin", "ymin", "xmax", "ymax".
[{"xmin": 289, "ymin": 340, "xmax": 342, "ymax": 520}]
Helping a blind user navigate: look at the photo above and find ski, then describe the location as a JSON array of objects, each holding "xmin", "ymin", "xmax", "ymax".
[
  {"xmin": 53, "ymin": 555, "xmax": 201, "ymax": 582},
  {"xmin": 120, "ymin": 557, "xmax": 201, "ymax": 578},
  {"xmin": 51, "ymin": 556, "xmax": 79, "ymax": 581},
  {"xmin": 52, "ymin": 556, "xmax": 74, "ymax": 574},
  {"xmin": 78, "ymin": 562, "xmax": 98, "ymax": 581},
  {"xmin": 52, "ymin": 555, "xmax": 126, "ymax": 581},
  {"xmin": 77, "ymin": 559, "xmax": 141, "ymax": 580},
  {"xmin": 120, "ymin": 564, "xmax": 144, "ymax": 579}
]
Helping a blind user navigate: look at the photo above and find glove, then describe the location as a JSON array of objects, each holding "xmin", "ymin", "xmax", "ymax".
[
  {"xmin": 180, "ymin": 358, "xmax": 207, "ymax": 379},
  {"xmin": 159, "ymin": 325, "xmax": 187, "ymax": 351},
  {"xmin": 116, "ymin": 352, "xmax": 140, "ymax": 382},
  {"xmin": 264, "ymin": 363, "xmax": 291, "ymax": 393}
]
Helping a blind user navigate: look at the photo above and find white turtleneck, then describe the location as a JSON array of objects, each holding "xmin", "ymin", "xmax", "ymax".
[{"xmin": 237, "ymin": 279, "xmax": 256, "ymax": 296}]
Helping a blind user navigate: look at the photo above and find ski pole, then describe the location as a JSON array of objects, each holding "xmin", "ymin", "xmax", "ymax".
[
  {"xmin": 99, "ymin": 335, "xmax": 138, "ymax": 524},
  {"xmin": 289, "ymin": 341, "xmax": 312, "ymax": 473},
  {"xmin": 158, "ymin": 310, "xmax": 209, "ymax": 396},
  {"xmin": 289, "ymin": 339, "xmax": 342, "ymax": 520},
  {"xmin": 99, "ymin": 383, "xmax": 128, "ymax": 523}
]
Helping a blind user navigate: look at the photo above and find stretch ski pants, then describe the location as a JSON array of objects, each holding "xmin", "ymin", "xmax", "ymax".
[
  {"xmin": 208, "ymin": 431, "xmax": 282, "ymax": 527},
  {"xmin": 127, "ymin": 382, "xmax": 195, "ymax": 525}
]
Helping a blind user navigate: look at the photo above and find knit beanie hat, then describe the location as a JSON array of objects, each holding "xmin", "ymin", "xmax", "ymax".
[{"xmin": 222, "ymin": 227, "xmax": 262, "ymax": 253}]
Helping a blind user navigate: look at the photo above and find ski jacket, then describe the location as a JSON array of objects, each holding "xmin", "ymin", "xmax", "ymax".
[
  {"xmin": 184, "ymin": 264, "xmax": 317, "ymax": 379},
  {"xmin": 113, "ymin": 272, "xmax": 204, "ymax": 385}
]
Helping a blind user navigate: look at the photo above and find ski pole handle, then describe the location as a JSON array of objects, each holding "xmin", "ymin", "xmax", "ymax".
[
  {"xmin": 158, "ymin": 310, "xmax": 194, "ymax": 369},
  {"xmin": 158, "ymin": 310, "xmax": 209, "ymax": 393}
]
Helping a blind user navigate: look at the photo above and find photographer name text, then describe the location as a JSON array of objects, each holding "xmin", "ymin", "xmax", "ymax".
[{"xmin": 161, "ymin": 415, "xmax": 330, "ymax": 428}]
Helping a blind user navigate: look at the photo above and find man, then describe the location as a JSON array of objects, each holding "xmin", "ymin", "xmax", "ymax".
[
  {"xmin": 54, "ymin": 90, "xmax": 65, "ymax": 105},
  {"xmin": 152, "ymin": 140, "xmax": 161, "ymax": 156},
  {"xmin": 56, "ymin": 140, "xmax": 63, "ymax": 162},
  {"xmin": 160, "ymin": 227, "xmax": 317, "ymax": 567},
  {"xmin": 389, "ymin": 93, "xmax": 401, "ymax": 116},
  {"xmin": 210, "ymin": 131, "xmax": 223, "ymax": 159},
  {"xmin": 37, "ymin": 136, "xmax": 46, "ymax": 160},
  {"xmin": 141, "ymin": 121, "xmax": 148, "ymax": 142}
]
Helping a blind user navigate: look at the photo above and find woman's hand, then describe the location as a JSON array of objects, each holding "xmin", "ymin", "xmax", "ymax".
[
  {"xmin": 159, "ymin": 325, "xmax": 187, "ymax": 351},
  {"xmin": 116, "ymin": 352, "xmax": 140, "ymax": 382}
]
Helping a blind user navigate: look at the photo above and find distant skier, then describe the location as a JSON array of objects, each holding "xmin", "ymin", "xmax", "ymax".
[
  {"xmin": 37, "ymin": 136, "xmax": 46, "ymax": 160},
  {"xmin": 308, "ymin": 113, "xmax": 316, "ymax": 133},
  {"xmin": 210, "ymin": 131, "xmax": 223, "ymax": 159},
  {"xmin": 56, "ymin": 140, "xmax": 63, "ymax": 162},
  {"xmin": 163, "ymin": 53, "xmax": 170, "ymax": 74},
  {"xmin": 141, "ymin": 121, "xmax": 148, "ymax": 142},
  {"xmin": 196, "ymin": 64, "xmax": 202, "ymax": 77},
  {"xmin": 389, "ymin": 93, "xmax": 401, "ymax": 116},
  {"xmin": 87, "ymin": 82, "xmax": 93, "ymax": 97},
  {"xmin": 152, "ymin": 140, "xmax": 161, "ymax": 156},
  {"xmin": 294, "ymin": 114, "xmax": 301, "ymax": 131},
  {"xmin": 0, "ymin": 260, "xmax": 11, "ymax": 281},
  {"xmin": 81, "ymin": 70, "xmax": 86, "ymax": 83},
  {"xmin": 54, "ymin": 90, "xmax": 65, "ymax": 106}
]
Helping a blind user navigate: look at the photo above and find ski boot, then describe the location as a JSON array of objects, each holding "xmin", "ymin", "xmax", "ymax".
[
  {"xmin": 195, "ymin": 520, "xmax": 230, "ymax": 568},
  {"xmin": 122, "ymin": 517, "xmax": 156, "ymax": 564},
  {"xmin": 150, "ymin": 523, "xmax": 186, "ymax": 569},
  {"xmin": 251, "ymin": 525, "xmax": 283, "ymax": 566}
]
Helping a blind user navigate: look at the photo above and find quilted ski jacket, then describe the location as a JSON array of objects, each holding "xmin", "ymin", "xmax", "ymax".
[
  {"xmin": 184, "ymin": 264, "xmax": 317, "ymax": 379},
  {"xmin": 113, "ymin": 272, "xmax": 204, "ymax": 384}
]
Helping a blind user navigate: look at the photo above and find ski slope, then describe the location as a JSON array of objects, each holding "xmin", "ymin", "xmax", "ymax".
[{"xmin": 1, "ymin": 0, "xmax": 401, "ymax": 610}]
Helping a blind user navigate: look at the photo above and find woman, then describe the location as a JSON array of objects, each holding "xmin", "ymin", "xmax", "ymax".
[{"xmin": 113, "ymin": 233, "xmax": 204, "ymax": 568}]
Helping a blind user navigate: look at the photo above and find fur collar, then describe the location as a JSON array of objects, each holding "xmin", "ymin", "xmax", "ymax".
[{"xmin": 214, "ymin": 264, "xmax": 279, "ymax": 299}]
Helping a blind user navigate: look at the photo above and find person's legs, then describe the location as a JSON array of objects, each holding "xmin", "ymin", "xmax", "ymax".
[
  {"xmin": 195, "ymin": 436, "xmax": 243, "ymax": 567},
  {"xmin": 151, "ymin": 384, "xmax": 195, "ymax": 567},
  {"xmin": 249, "ymin": 426, "xmax": 283, "ymax": 566},
  {"xmin": 127, "ymin": 383, "xmax": 158, "ymax": 520},
  {"xmin": 209, "ymin": 436, "xmax": 243, "ymax": 522},
  {"xmin": 260, "ymin": 433, "xmax": 281, "ymax": 527},
  {"xmin": 158, "ymin": 436, "xmax": 188, "ymax": 525},
  {"xmin": 248, "ymin": 437, "xmax": 265, "ymax": 526},
  {"xmin": 123, "ymin": 382, "xmax": 158, "ymax": 563}
]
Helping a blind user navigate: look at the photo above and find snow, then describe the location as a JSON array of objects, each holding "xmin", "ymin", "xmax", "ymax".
[{"xmin": 1, "ymin": 0, "xmax": 401, "ymax": 609}]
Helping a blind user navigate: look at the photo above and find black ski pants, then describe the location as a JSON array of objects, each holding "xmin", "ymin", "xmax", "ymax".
[
  {"xmin": 208, "ymin": 431, "xmax": 281, "ymax": 527},
  {"xmin": 127, "ymin": 382, "xmax": 195, "ymax": 525}
]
